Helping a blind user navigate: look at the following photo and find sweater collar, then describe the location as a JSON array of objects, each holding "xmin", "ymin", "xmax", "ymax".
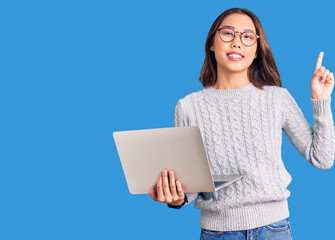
[{"xmin": 202, "ymin": 82, "xmax": 258, "ymax": 99}]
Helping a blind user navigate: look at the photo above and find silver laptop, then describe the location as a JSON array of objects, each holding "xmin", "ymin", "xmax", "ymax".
[{"xmin": 113, "ymin": 126, "xmax": 244, "ymax": 194}]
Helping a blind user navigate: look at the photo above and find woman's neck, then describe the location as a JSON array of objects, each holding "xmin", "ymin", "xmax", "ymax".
[{"xmin": 212, "ymin": 67, "xmax": 250, "ymax": 90}]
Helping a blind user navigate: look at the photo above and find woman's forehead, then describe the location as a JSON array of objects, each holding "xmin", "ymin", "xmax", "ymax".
[{"xmin": 219, "ymin": 14, "xmax": 256, "ymax": 32}]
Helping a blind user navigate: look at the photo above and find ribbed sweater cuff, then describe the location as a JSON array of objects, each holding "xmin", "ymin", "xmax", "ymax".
[
  {"xmin": 311, "ymin": 98, "xmax": 332, "ymax": 118},
  {"xmin": 199, "ymin": 199, "xmax": 289, "ymax": 231}
]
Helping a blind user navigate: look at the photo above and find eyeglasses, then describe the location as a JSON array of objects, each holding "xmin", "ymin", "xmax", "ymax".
[{"xmin": 217, "ymin": 27, "xmax": 259, "ymax": 46}]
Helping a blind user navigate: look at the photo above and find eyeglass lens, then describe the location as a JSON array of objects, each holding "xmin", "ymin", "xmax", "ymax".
[{"xmin": 219, "ymin": 28, "xmax": 257, "ymax": 46}]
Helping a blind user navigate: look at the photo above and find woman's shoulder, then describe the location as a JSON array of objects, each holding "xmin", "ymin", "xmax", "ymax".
[
  {"xmin": 262, "ymin": 85, "xmax": 296, "ymax": 109},
  {"xmin": 263, "ymin": 84, "xmax": 285, "ymax": 91},
  {"xmin": 174, "ymin": 89, "xmax": 204, "ymax": 114},
  {"xmin": 262, "ymin": 84, "xmax": 287, "ymax": 96},
  {"xmin": 178, "ymin": 88, "xmax": 203, "ymax": 101}
]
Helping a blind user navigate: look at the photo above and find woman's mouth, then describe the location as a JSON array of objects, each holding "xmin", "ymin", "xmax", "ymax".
[{"xmin": 227, "ymin": 53, "xmax": 243, "ymax": 61}]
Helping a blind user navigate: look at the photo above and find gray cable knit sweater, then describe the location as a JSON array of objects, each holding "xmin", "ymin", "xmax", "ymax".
[{"xmin": 173, "ymin": 81, "xmax": 335, "ymax": 231}]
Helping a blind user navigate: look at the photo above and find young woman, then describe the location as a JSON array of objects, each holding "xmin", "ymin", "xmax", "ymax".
[{"xmin": 148, "ymin": 8, "xmax": 335, "ymax": 240}]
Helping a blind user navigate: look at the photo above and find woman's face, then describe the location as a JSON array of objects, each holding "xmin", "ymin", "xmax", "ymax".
[{"xmin": 210, "ymin": 13, "xmax": 258, "ymax": 74}]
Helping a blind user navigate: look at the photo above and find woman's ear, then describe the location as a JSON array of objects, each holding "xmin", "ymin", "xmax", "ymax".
[{"xmin": 210, "ymin": 46, "xmax": 214, "ymax": 51}]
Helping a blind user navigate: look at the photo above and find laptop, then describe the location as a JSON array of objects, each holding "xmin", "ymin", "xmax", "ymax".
[{"xmin": 113, "ymin": 126, "xmax": 244, "ymax": 194}]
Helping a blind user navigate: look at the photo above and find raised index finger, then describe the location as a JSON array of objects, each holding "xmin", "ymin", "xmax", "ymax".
[{"xmin": 314, "ymin": 51, "xmax": 324, "ymax": 74}]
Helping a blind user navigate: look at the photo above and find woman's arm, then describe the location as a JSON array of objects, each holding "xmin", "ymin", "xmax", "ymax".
[
  {"xmin": 148, "ymin": 100, "xmax": 199, "ymax": 208},
  {"xmin": 282, "ymin": 51, "xmax": 335, "ymax": 170},
  {"xmin": 282, "ymin": 88, "xmax": 335, "ymax": 170},
  {"xmin": 172, "ymin": 99, "xmax": 199, "ymax": 207}
]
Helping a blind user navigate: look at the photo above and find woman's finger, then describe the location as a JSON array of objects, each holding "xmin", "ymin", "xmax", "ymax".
[
  {"xmin": 314, "ymin": 51, "xmax": 324, "ymax": 74},
  {"xmin": 169, "ymin": 170, "xmax": 179, "ymax": 200},
  {"xmin": 322, "ymin": 69, "xmax": 330, "ymax": 82},
  {"xmin": 325, "ymin": 72, "xmax": 334, "ymax": 84},
  {"xmin": 162, "ymin": 169, "xmax": 172, "ymax": 202},
  {"xmin": 148, "ymin": 185, "xmax": 158, "ymax": 201},
  {"xmin": 176, "ymin": 181, "xmax": 185, "ymax": 199},
  {"xmin": 156, "ymin": 172, "xmax": 165, "ymax": 202},
  {"xmin": 320, "ymin": 66, "xmax": 326, "ymax": 74},
  {"xmin": 316, "ymin": 66, "xmax": 326, "ymax": 80}
]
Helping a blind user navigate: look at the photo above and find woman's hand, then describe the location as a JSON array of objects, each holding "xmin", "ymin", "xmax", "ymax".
[
  {"xmin": 311, "ymin": 51, "xmax": 334, "ymax": 99},
  {"xmin": 148, "ymin": 168, "xmax": 185, "ymax": 206}
]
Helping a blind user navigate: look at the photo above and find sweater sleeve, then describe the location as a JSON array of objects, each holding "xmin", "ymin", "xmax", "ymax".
[
  {"xmin": 171, "ymin": 100, "xmax": 199, "ymax": 207},
  {"xmin": 282, "ymin": 88, "xmax": 335, "ymax": 170}
]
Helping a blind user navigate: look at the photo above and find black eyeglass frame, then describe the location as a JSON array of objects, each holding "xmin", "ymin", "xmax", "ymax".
[{"xmin": 217, "ymin": 27, "xmax": 260, "ymax": 46}]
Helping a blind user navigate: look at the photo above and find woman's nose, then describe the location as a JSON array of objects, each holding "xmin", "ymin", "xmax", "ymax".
[{"xmin": 231, "ymin": 33, "xmax": 243, "ymax": 47}]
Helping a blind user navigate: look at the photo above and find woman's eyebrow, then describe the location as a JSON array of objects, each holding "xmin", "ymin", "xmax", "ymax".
[{"xmin": 221, "ymin": 25, "xmax": 256, "ymax": 34}]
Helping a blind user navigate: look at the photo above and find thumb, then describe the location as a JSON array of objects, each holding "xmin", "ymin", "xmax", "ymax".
[{"xmin": 148, "ymin": 185, "xmax": 158, "ymax": 201}]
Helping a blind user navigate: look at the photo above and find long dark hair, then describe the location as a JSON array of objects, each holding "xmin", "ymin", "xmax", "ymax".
[{"xmin": 199, "ymin": 8, "xmax": 282, "ymax": 90}]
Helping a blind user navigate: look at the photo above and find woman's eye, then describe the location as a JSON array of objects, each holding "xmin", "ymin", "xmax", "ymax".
[
  {"xmin": 243, "ymin": 34, "xmax": 254, "ymax": 40},
  {"xmin": 223, "ymin": 32, "xmax": 233, "ymax": 36}
]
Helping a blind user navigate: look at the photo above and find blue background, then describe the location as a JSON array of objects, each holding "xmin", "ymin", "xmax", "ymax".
[{"xmin": 1, "ymin": 0, "xmax": 335, "ymax": 239}]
